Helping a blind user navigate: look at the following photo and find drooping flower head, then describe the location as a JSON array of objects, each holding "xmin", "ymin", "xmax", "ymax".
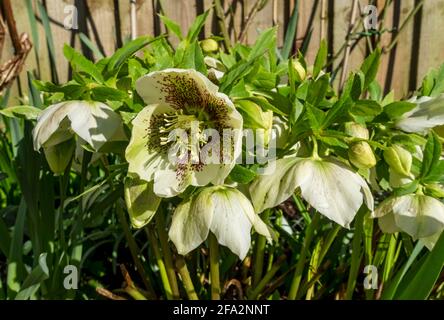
[
  {"xmin": 250, "ymin": 156, "xmax": 374, "ymax": 228},
  {"xmin": 169, "ymin": 186, "xmax": 272, "ymax": 260},
  {"xmin": 395, "ymin": 94, "xmax": 444, "ymax": 133},
  {"xmin": 126, "ymin": 69, "xmax": 243, "ymax": 197},
  {"xmin": 33, "ymin": 100, "xmax": 123, "ymax": 151},
  {"xmin": 373, "ymin": 194, "xmax": 444, "ymax": 240}
]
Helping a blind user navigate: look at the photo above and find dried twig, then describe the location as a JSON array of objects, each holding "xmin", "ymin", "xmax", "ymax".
[
  {"xmin": 0, "ymin": 0, "xmax": 32, "ymax": 92},
  {"xmin": 96, "ymin": 287, "xmax": 127, "ymax": 300},
  {"xmin": 130, "ymin": 0, "xmax": 137, "ymax": 40},
  {"xmin": 237, "ymin": 0, "xmax": 268, "ymax": 43}
]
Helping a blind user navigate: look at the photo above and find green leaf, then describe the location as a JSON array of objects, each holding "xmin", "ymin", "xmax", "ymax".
[
  {"xmin": 281, "ymin": 2, "xmax": 299, "ymax": 60},
  {"xmin": 186, "ymin": 10, "xmax": 209, "ymax": 43},
  {"xmin": 360, "ymin": 48, "xmax": 381, "ymax": 90},
  {"xmin": 423, "ymin": 160, "xmax": 444, "ymax": 183},
  {"xmin": 420, "ymin": 131, "xmax": 442, "ymax": 179},
  {"xmin": 63, "ymin": 44, "xmax": 104, "ymax": 83},
  {"xmin": 228, "ymin": 165, "xmax": 257, "ymax": 184},
  {"xmin": 15, "ymin": 253, "xmax": 49, "ymax": 300},
  {"xmin": 384, "ymin": 101, "xmax": 417, "ymax": 119},
  {"xmin": 0, "ymin": 106, "xmax": 41, "ymax": 120},
  {"xmin": 107, "ymin": 36, "xmax": 163, "ymax": 73},
  {"xmin": 307, "ymin": 75, "xmax": 329, "ymax": 106},
  {"xmin": 249, "ymin": 27, "xmax": 277, "ymax": 61},
  {"xmin": 393, "ymin": 180, "xmax": 419, "ymax": 197},
  {"xmin": 313, "ymin": 39, "xmax": 327, "ymax": 78},
  {"xmin": 159, "ymin": 14, "xmax": 183, "ymax": 40},
  {"xmin": 396, "ymin": 232, "xmax": 444, "ymax": 299},
  {"xmin": 79, "ymin": 32, "xmax": 105, "ymax": 59},
  {"xmin": 350, "ymin": 100, "xmax": 382, "ymax": 118},
  {"xmin": 91, "ymin": 86, "xmax": 128, "ymax": 102},
  {"xmin": 382, "ymin": 242, "xmax": 424, "ymax": 299},
  {"xmin": 7, "ymin": 199, "xmax": 27, "ymax": 298}
]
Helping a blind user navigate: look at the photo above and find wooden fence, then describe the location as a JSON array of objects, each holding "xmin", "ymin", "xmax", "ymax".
[{"xmin": 3, "ymin": 0, "xmax": 444, "ymax": 102}]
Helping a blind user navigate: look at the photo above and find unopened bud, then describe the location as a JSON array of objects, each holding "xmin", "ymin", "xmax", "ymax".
[
  {"xmin": 200, "ymin": 39, "xmax": 219, "ymax": 53},
  {"xmin": 43, "ymin": 138, "xmax": 75, "ymax": 174},
  {"xmin": 383, "ymin": 144, "xmax": 412, "ymax": 177},
  {"xmin": 345, "ymin": 122, "xmax": 369, "ymax": 140},
  {"xmin": 291, "ymin": 60, "xmax": 306, "ymax": 82},
  {"xmin": 348, "ymin": 141, "xmax": 376, "ymax": 169}
]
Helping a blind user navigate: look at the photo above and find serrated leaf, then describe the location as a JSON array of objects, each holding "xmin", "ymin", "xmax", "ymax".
[
  {"xmin": 384, "ymin": 101, "xmax": 417, "ymax": 119},
  {"xmin": 421, "ymin": 132, "xmax": 442, "ymax": 179},
  {"xmin": 63, "ymin": 44, "xmax": 104, "ymax": 83},
  {"xmin": 0, "ymin": 106, "xmax": 41, "ymax": 120}
]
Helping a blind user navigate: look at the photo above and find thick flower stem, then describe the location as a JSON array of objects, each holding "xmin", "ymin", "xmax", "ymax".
[
  {"xmin": 249, "ymin": 254, "xmax": 286, "ymax": 299},
  {"xmin": 252, "ymin": 209, "xmax": 271, "ymax": 287},
  {"xmin": 176, "ymin": 255, "xmax": 199, "ymax": 300},
  {"xmin": 155, "ymin": 212, "xmax": 180, "ymax": 299},
  {"xmin": 345, "ymin": 209, "xmax": 365, "ymax": 300},
  {"xmin": 116, "ymin": 202, "xmax": 156, "ymax": 299},
  {"xmin": 145, "ymin": 225, "xmax": 173, "ymax": 300},
  {"xmin": 288, "ymin": 211, "xmax": 320, "ymax": 300},
  {"xmin": 209, "ymin": 232, "xmax": 220, "ymax": 300}
]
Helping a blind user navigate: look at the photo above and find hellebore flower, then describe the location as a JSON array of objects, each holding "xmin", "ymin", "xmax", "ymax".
[
  {"xmin": 395, "ymin": 94, "xmax": 444, "ymax": 133},
  {"xmin": 250, "ymin": 156, "xmax": 374, "ymax": 228},
  {"xmin": 168, "ymin": 186, "xmax": 271, "ymax": 259},
  {"xmin": 33, "ymin": 100, "xmax": 123, "ymax": 151},
  {"xmin": 373, "ymin": 194, "xmax": 444, "ymax": 240},
  {"xmin": 126, "ymin": 69, "xmax": 243, "ymax": 198}
]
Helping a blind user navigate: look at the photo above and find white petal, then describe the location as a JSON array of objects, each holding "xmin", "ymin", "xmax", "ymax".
[
  {"xmin": 208, "ymin": 188, "xmax": 253, "ymax": 259},
  {"xmin": 249, "ymin": 157, "xmax": 301, "ymax": 213},
  {"xmin": 125, "ymin": 104, "xmax": 174, "ymax": 182},
  {"xmin": 378, "ymin": 212, "xmax": 401, "ymax": 233},
  {"xmin": 33, "ymin": 101, "xmax": 76, "ymax": 150},
  {"xmin": 393, "ymin": 195, "xmax": 444, "ymax": 239},
  {"xmin": 135, "ymin": 68, "xmax": 219, "ymax": 106},
  {"xmin": 168, "ymin": 192, "xmax": 213, "ymax": 255},
  {"xmin": 295, "ymin": 159, "xmax": 368, "ymax": 228},
  {"xmin": 153, "ymin": 168, "xmax": 191, "ymax": 198}
]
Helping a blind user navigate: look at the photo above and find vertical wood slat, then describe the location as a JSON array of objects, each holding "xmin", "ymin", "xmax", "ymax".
[{"xmin": 2, "ymin": 0, "xmax": 444, "ymax": 104}]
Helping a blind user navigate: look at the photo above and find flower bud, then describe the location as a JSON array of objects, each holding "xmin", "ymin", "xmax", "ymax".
[
  {"xmin": 43, "ymin": 138, "xmax": 75, "ymax": 174},
  {"xmin": 344, "ymin": 122, "xmax": 369, "ymax": 140},
  {"xmin": 348, "ymin": 141, "xmax": 376, "ymax": 169},
  {"xmin": 236, "ymin": 100, "xmax": 273, "ymax": 145},
  {"xmin": 291, "ymin": 59, "xmax": 306, "ymax": 82},
  {"xmin": 200, "ymin": 39, "xmax": 219, "ymax": 53},
  {"xmin": 383, "ymin": 144, "xmax": 412, "ymax": 177}
]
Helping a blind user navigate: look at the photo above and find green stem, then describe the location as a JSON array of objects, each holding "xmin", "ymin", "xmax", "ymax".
[
  {"xmin": 155, "ymin": 212, "xmax": 180, "ymax": 299},
  {"xmin": 214, "ymin": 0, "xmax": 231, "ymax": 50},
  {"xmin": 345, "ymin": 209, "xmax": 365, "ymax": 300},
  {"xmin": 176, "ymin": 255, "xmax": 199, "ymax": 300},
  {"xmin": 249, "ymin": 255, "xmax": 286, "ymax": 299},
  {"xmin": 116, "ymin": 202, "xmax": 156, "ymax": 299},
  {"xmin": 125, "ymin": 286, "xmax": 148, "ymax": 300},
  {"xmin": 145, "ymin": 225, "xmax": 173, "ymax": 300},
  {"xmin": 288, "ymin": 211, "xmax": 320, "ymax": 300},
  {"xmin": 252, "ymin": 209, "xmax": 270, "ymax": 287},
  {"xmin": 209, "ymin": 232, "xmax": 220, "ymax": 300}
]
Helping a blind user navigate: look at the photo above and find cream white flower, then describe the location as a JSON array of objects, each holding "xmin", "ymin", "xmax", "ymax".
[
  {"xmin": 169, "ymin": 186, "xmax": 271, "ymax": 259},
  {"xmin": 373, "ymin": 194, "xmax": 444, "ymax": 239},
  {"xmin": 250, "ymin": 156, "xmax": 374, "ymax": 228},
  {"xmin": 33, "ymin": 100, "xmax": 123, "ymax": 151},
  {"xmin": 395, "ymin": 94, "xmax": 444, "ymax": 133},
  {"xmin": 126, "ymin": 69, "xmax": 243, "ymax": 198}
]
